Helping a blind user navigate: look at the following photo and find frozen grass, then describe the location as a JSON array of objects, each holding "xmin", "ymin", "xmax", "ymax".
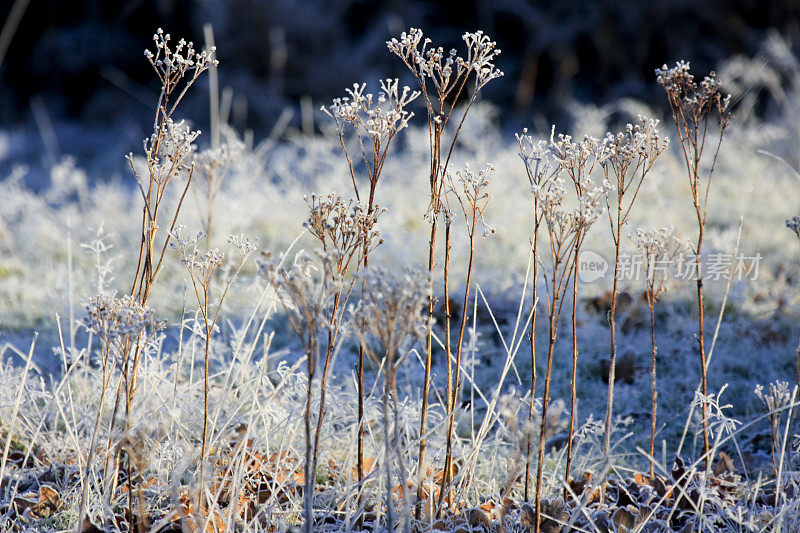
[{"xmin": 0, "ymin": 28, "xmax": 799, "ymax": 532}]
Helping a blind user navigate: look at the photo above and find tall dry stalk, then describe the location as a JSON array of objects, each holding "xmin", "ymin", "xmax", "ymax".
[
  {"xmin": 632, "ymin": 227, "xmax": 689, "ymax": 479},
  {"xmin": 534, "ymin": 175, "xmax": 605, "ymax": 531},
  {"xmin": 259, "ymin": 251, "xmax": 341, "ymax": 533},
  {"xmin": 130, "ymin": 28, "xmax": 216, "ymax": 307},
  {"xmin": 304, "ymin": 194, "xmax": 383, "ymax": 487},
  {"xmin": 355, "ymin": 268, "xmax": 429, "ymax": 533},
  {"xmin": 656, "ymin": 62, "xmax": 731, "ymax": 466},
  {"xmin": 171, "ymin": 229, "xmax": 257, "ymax": 510},
  {"xmin": 76, "ymin": 295, "xmax": 153, "ymax": 530},
  {"xmin": 549, "ymin": 132, "xmax": 608, "ymax": 487},
  {"xmin": 322, "ymin": 80, "xmax": 417, "ymax": 505},
  {"xmin": 438, "ymin": 164, "xmax": 494, "ymax": 510},
  {"xmin": 440, "ymin": 209, "xmax": 454, "ymax": 510},
  {"xmin": 516, "ymin": 132, "xmax": 558, "ymax": 501},
  {"xmin": 597, "ymin": 116, "xmax": 667, "ymax": 484},
  {"xmin": 754, "ymin": 381, "xmax": 793, "ymax": 489},
  {"xmin": 105, "ymin": 28, "xmax": 215, "ymax": 511},
  {"xmin": 387, "ymin": 28, "xmax": 503, "ymax": 512}
]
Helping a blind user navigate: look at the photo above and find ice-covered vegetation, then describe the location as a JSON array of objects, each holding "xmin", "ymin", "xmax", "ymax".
[{"xmin": 1, "ymin": 27, "xmax": 800, "ymax": 532}]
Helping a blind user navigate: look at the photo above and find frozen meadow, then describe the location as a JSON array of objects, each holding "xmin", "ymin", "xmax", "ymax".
[{"xmin": 0, "ymin": 27, "xmax": 800, "ymax": 532}]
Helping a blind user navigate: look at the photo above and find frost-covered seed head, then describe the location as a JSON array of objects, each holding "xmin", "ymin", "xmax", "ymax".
[
  {"xmin": 387, "ymin": 27, "xmax": 503, "ymax": 101},
  {"xmin": 755, "ymin": 381, "xmax": 792, "ymax": 413},
  {"xmin": 305, "ymin": 194, "xmax": 383, "ymax": 272},
  {"xmin": 600, "ymin": 115, "xmax": 669, "ymax": 197},
  {"xmin": 258, "ymin": 251, "xmax": 343, "ymax": 374},
  {"xmin": 354, "ymin": 267, "xmax": 429, "ymax": 374},
  {"xmin": 146, "ymin": 29, "xmax": 218, "ymax": 86},
  {"xmin": 83, "ymin": 293, "xmax": 154, "ymax": 344},
  {"xmin": 632, "ymin": 226, "xmax": 691, "ymax": 297},
  {"xmin": 787, "ymin": 215, "xmax": 800, "ymax": 239},
  {"xmin": 322, "ymin": 79, "xmax": 419, "ymax": 141},
  {"xmin": 656, "ymin": 61, "xmax": 732, "ymax": 119},
  {"xmin": 516, "ymin": 132, "xmax": 555, "ymax": 191},
  {"xmin": 446, "ymin": 163, "xmax": 495, "ymax": 236}
]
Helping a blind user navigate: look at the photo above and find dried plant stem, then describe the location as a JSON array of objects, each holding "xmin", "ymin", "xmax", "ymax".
[
  {"xmin": 535, "ymin": 270, "xmax": 560, "ymax": 533},
  {"xmin": 696, "ymin": 249, "xmax": 711, "ymax": 469},
  {"xmin": 439, "ymin": 220, "xmax": 454, "ymax": 513},
  {"xmin": 106, "ymin": 32, "xmax": 213, "ymax": 510},
  {"xmin": 524, "ymin": 226, "xmax": 540, "ymax": 501},
  {"xmin": 304, "ymin": 338, "xmax": 318, "ymax": 533},
  {"xmin": 565, "ymin": 251, "xmax": 580, "ymax": 490},
  {"xmin": 515, "ymin": 133, "xmax": 550, "ymax": 503},
  {"xmin": 391, "ymin": 378, "xmax": 410, "ymax": 533},
  {"xmin": 417, "ymin": 123, "xmax": 443, "ymax": 507},
  {"xmin": 356, "ymin": 205, "xmax": 377, "ymax": 518},
  {"xmin": 321, "ymin": 75, "xmax": 412, "ymax": 512},
  {"xmin": 535, "ymin": 244, "xmax": 574, "ymax": 532},
  {"xmin": 440, "ymin": 218, "xmax": 476, "ymax": 510},
  {"xmin": 76, "ymin": 347, "xmax": 111, "ymax": 528},
  {"xmin": 199, "ymin": 303, "xmax": 211, "ymax": 512},
  {"xmin": 386, "ymin": 32, "xmax": 502, "ymax": 514},
  {"xmin": 382, "ymin": 377, "xmax": 396, "ymax": 532},
  {"xmin": 313, "ymin": 287, "xmax": 351, "ymax": 483},
  {"xmin": 417, "ymin": 211, "xmax": 438, "ymax": 507},
  {"xmin": 633, "ymin": 225, "xmax": 690, "ymax": 480},
  {"xmin": 603, "ymin": 210, "xmax": 622, "ymax": 498},
  {"xmin": 647, "ymin": 295, "xmax": 658, "ymax": 480}
]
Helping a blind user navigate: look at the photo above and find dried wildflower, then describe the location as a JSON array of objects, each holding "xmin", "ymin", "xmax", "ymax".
[
  {"xmin": 446, "ymin": 163, "xmax": 495, "ymax": 236},
  {"xmin": 322, "ymin": 79, "xmax": 418, "ymax": 202},
  {"xmin": 599, "ymin": 118, "xmax": 669, "ymax": 477},
  {"xmin": 129, "ymin": 29, "xmax": 217, "ymax": 311},
  {"xmin": 387, "ymin": 28, "xmax": 503, "ymax": 99},
  {"xmin": 633, "ymin": 227, "xmax": 691, "ymax": 297},
  {"xmin": 755, "ymin": 381, "xmax": 792, "ymax": 414},
  {"xmin": 550, "ymin": 131, "xmax": 606, "ymax": 175},
  {"xmin": 516, "ymin": 129, "xmax": 560, "ymax": 501},
  {"xmin": 656, "ymin": 61, "xmax": 731, "ymax": 117},
  {"xmin": 601, "ymin": 117, "xmax": 669, "ymax": 238},
  {"xmin": 195, "ymin": 137, "xmax": 246, "ymax": 243},
  {"xmin": 322, "ymin": 57, "xmax": 420, "ymax": 504},
  {"xmin": 258, "ymin": 250, "xmax": 342, "ymax": 530},
  {"xmin": 516, "ymin": 130, "xmax": 556, "ymax": 190},
  {"xmin": 258, "ymin": 251, "xmax": 341, "ymax": 375},
  {"xmin": 227, "ymin": 233, "xmax": 259, "ymax": 257},
  {"xmin": 323, "ymin": 79, "xmax": 419, "ymax": 143},
  {"xmin": 657, "ymin": 61, "xmax": 732, "ymax": 467},
  {"xmin": 545, "ymin": 128, "xmax": 611, "ymax": 490},
  {"xmin": 139, "ymin": 119, "xmax": 199, "ymax": 183},
  {"xmin": 171, "ymin": 227, "xmax": 223, "ymax": 285},
  {"xmin": 145, "ymin": 28, "xmax": 218, "ymax": 105},
  {"xmin": 353, "ymin": 267, "xmax": 428, "ymax": 531},
  {"xmin": 354, "ymin": 268, "xmax": 429, "ymax": 368},
  {"xmin": 538, "ymin": 177, "xmax": 606, "ymax": 243},
  {"xmin": 171, "ymin": 226, "xmax": 257, "ymax": 511},
  {"xmin": 387, "ymin": 30, "xmax": 503, "ymax": 504},
  {"xmin": 633, "ymin": 226, "xmax": 690, "ymax": 479},
  {"xmin": 303, "ymin": 193, "xmax": 383, "ymax": 273},
  {"xmin": 302, "ymin": 193, "xmax": 383, "ymax": 488}
]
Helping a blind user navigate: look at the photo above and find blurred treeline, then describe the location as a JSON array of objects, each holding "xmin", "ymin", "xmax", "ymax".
[{"xmin": 1, "ymin": 0, "xmax": 799, "ymax": 132}]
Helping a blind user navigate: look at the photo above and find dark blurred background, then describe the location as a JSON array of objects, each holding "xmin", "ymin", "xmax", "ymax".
[{"xmin": 1, "ymin": 0, "xmax": 799, "ymax": 137}]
